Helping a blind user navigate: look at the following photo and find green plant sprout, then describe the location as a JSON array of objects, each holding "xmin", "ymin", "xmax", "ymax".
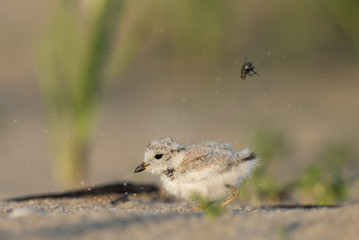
[
  {"xmin": 38, "ymin": 1, "xmax": 124, "ymax": 186},
  {"xmin": 240, "ymin": 127, "xmax": 288, "ymax": 204},
  {"xmin": 241, "ymin": 127, "xmax": 357, "ymax": 205},
  {"xmin": 192, "ymin": 193, "xmax": 224, "ymax": 220},
  {"xmin": 296, "ymin": 142, "xmax": 355, "ymax": 204}
]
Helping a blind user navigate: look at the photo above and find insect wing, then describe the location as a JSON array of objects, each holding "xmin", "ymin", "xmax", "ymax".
[
  {"xmin": 248, "ymin": 64, "xmax": 255, "ymax": 71},
  {"xmin": 242, "ymin": 56, "xmax": 248, "ymax": 68}
]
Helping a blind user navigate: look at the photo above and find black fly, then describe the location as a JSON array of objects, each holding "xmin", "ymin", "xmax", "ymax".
[{"xmin": 240, "ymin": 56, "xmax": 259, "ymax": 80}]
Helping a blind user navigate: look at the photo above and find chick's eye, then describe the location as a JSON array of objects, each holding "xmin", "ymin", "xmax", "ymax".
[{"xmin": 154, "ymin": 154, "xmax": 163, "ymax": 159}]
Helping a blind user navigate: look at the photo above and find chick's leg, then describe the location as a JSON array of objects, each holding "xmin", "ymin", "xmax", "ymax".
[{"xmin": 220, "ymin": 184, "xmax": 240, "ymax": 207}]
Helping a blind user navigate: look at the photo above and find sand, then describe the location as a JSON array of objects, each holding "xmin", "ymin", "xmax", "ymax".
[{"xmin": 0, "ymin": 196, "xmax": 358, "ymax": 240}]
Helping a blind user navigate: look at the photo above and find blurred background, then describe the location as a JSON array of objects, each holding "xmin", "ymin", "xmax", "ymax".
[{"xmin": 0, "ymin": 0, "xmax": 358, "ymax": 205}]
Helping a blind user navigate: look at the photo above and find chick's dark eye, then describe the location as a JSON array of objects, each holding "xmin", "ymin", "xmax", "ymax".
[{"xmin": 154, "ymin": 154, "xmax": 163, "ymax": 159}]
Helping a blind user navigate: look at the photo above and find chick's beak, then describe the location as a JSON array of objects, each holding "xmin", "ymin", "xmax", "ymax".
[{"xmin": 134, "ymin": 162, "xmax": 149, "ymax": 173}]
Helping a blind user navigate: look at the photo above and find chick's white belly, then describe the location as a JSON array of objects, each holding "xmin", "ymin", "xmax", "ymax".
[{"xmin": 161, "ymin": 170, "xmax": 241, "ymax": 201}]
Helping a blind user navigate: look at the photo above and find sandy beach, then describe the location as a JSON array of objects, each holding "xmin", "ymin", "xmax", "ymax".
[{"xmin": 1, "ymin": 194, "xmax": 358, "ymax": 240}]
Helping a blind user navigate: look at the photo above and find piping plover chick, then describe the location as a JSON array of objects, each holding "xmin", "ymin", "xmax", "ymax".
[{"xmin": 134, "ymin": 137, "xmax": 258, "ymax": 208}]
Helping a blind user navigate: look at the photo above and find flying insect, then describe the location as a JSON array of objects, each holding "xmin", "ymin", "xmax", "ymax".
[{"xmin": 240, "ymin": 56, "xmax": 259, "ymax": 80}]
